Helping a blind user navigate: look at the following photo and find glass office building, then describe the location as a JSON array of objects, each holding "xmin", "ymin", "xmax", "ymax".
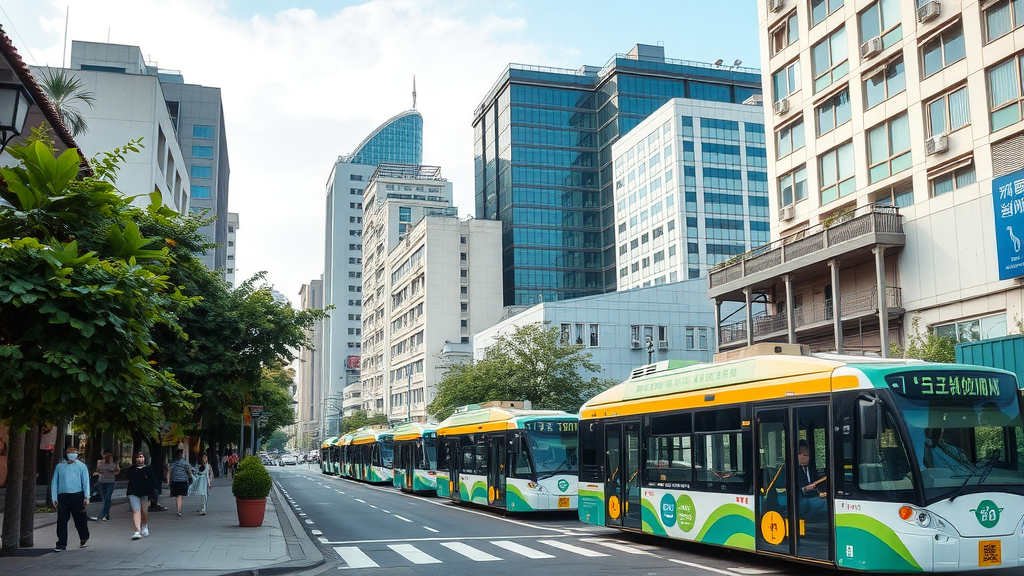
[
  {"xmin": 473, "ymin": 44, "xmax": 762, "ymax": 305},
  {"xmin": 347, "ymin": 110, "xmax": 423, "ymax": 166}
]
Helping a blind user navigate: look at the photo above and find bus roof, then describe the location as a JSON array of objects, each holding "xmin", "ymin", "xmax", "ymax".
[
  {"xmin": 392, "ymin": 422, "xmax": 437, "ymax": 441},
  {"xmin": 436, "ymin": 406, "xmax": 576, "ymax": 436},
  {"xmin": 348, "ymin": 426, "xmax": 394, "ymax": 445},
  {"xmin": 321, "ymin": 437, "xmax": 338, "ymax": 448}
]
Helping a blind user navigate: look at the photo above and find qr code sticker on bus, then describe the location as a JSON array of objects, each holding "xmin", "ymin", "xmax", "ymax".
[{"xmin": 979, "ymin": 540, "xmax": 1001, "ymax": 567}]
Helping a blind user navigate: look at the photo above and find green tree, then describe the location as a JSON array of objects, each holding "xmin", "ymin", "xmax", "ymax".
[
  {"xmin": 340, "ymin": 411, "xmax": 389, "ymax": 434},
  {"xmin": 36, "ymin": 68, "xmax": 97, "ymax": 137},
  {"xmin": 890, "ymin": 316, "xmax": 956, "ymax": 363},
  {"xmin": 265, "ymin": 430, "xmax": 289, "ymax": 452},
  {"xmin": 427, "ymin": 323, "xmax": 613, "ymax": 420}
]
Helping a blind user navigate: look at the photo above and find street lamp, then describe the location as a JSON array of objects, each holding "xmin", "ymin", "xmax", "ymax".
[{"xmin": 0, "ymin": 83, "xmax": 33, "ymax": 153}]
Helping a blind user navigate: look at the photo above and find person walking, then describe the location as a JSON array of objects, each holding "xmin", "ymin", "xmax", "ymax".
[
  {"xmin": 189, "ymin": 454, "xmax": 213, "ymax": 515},
  {"xmin": 166, "ymin": 449, "xmax": 193, "ymax": 517},
  {"xmin": 51, "ymin": 445, "xmax": 91, "ymax": 552},
  {"xmin": 125, "ymin": 452, "xmax": 159, "ymax": 540},
  {"xmin": 90, "ymin": 448, "xmax": 120, "ymax": 522}
]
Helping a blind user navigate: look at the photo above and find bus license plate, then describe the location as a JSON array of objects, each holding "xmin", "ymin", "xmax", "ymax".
[
  {"xmin": 979, "ymin": 540, "xmax": 1001, "ymax": 567},
  {"xmin": 558, "ymin": 497, "xmax": 570, "ymax": 508}
]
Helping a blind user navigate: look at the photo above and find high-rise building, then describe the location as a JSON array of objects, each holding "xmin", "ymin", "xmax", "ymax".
[
  {"xmin": 296, "ymin": 278, "xmax": 324, "ymax": 446},
  {"xmin": 225, "ymin": 212, "xmax": 239, "ymax": 286},
  {"xmin": 710, "ymin": 0, "xmax": 1024, "ymax": 354},
  {"xmin": 612, "ymin": 97, "xmax": 769, "ymax": 290},
  {"xmin": 323, "ymin": 110, "xmax": 423, "ymax": 428},
  {"xmin": 473, "ymin": 44, "xmax": 763, "ymax": 306}
]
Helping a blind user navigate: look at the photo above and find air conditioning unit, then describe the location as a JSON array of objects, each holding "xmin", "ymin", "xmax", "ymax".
[
  {"xmin": 925, "ymin": 134, "xmax": 948, "ymax": 155},
  {"xmin": 780, "ymin": 205, "xmax": 796, "ymax": 221},
  {"xmin": 918, "ymin": 1, "xmax": 940, "ymax": 23},
  {"xmin": 658, "ymin": 341, "xmax": 669, "ymax": 351},
  {"xmin": 630, "ymin": 340, "xmax": 642, "ymax": 350},
  {"xmin": 768, "ymin": 0, "xmax": 784, "ymax": 12},
  {"xmin": 773, "ymin": 97, "xmax": 790, "ymax": 116},
  {"xmin": 860, "ymin": 37, "xmax": 883, "ymax": 59}
]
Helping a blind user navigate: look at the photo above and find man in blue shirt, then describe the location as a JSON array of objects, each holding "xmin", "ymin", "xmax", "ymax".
[{"xmin": 51, "ymin": 445, "xmax": 91, "ymax": 551}]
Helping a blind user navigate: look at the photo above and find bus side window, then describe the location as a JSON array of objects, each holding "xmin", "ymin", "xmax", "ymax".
[
  {"xmin": 514, "ymin": 435, "xmax": 532, "ymax": 476},
  {"xmin": 857, "ymin": 406, "xmax": 914, "ymax": 493}
]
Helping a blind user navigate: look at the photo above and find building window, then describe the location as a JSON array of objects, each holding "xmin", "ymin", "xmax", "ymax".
[
  {"xmin": 190, "ymin": 185, "xmax": 211, "ymax": 199},
  {"xmin": 192, "ymin": 145, "xmax": 213, "ymax": 158},
  {"xmin": 399, "ymin": 206, "xmax": 412, "ymax": 222},
  {"xmin": 858, "ymin": 0, "xmax": 902, "ymax": 49},
  {"xmin": 816, "ymin": 88, "xmax": 851, "ymax": 136},
  {"xmin": 350, "ymin": 174, "xmax": 363, "ymax": 181},
  {"xmin": 770, "ymin": 11, "xmax": 799, "ymax": 55},
  {"xmin": 867, "ymin": 114, "xmax": 911, "ymax": 183},
  {"xmin": 987, "ymin": 54, "xmax": 1024, "ymax": 132},
  {"xmin": 934, "ymin": 313, "xmax": 1006, "ymax": 343},
  {"xmin": 350, "ymin": 188, "xmax": 362, "ymax": 195},
  {"xmin": 398, "ymin": 224, "xmax": 407, "ymax": 234},
  {"xmin": 873, "ymin": 184, "xmax": 915, "ymax": 208},
  {"xmin": 819, "ymin": 142, "xmax": 856, "ymax": 204},
  {"xmin": 811, "ymin": 26, "xmax": 849, "ymax": 93},
  {"xmin": 685, "ymin": 327, "xmax": 710, "ymax": 350},
  {"xmin": 921, "ymin": 22, "xmax": 965, "ymax": 78},
  {"xmin": 779, "ymin": 166, "xmax": 808, "ymax": 208},
  {"xmin": 589, "ymin": 324, "xmax": 600, "ymax": 347},
  {"xmin": 983, "ymin": 0, "xmax": 1024, "ymax": 43},
  {"xmin": 930, "ymin": 161, "xmax": 977, "ymax": 196},
  {"xmin": 926, "ymin": 86, "xmax": 970, "ymax": 137},
  {"xmin": 192, "ymin": 125, "xmax": 214, "ymax": 139},
  {"xmin": 190, "ymin": 165, "xmax": 212, "ymax": 179},
  {"xmin": 811, "ymin": 0, "xmax": 844, "ymax": 27},
  {"xmin": 776, "ymin": 118, "xmax": 805, "ymax": 158},
  {"xmin": 864, "ymin": 57, "xmax": 905, "ymax": 109},
  {"xmin": 772, "ymin": 60, "xmax": 801, "ymax": 103}
]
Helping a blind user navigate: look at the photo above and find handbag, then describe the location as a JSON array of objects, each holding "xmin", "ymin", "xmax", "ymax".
[{"xmin": 90, "ymin": 476, "xmax": 102, "ymax": 502}]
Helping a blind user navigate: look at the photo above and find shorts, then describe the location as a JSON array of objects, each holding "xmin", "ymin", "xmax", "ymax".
[
  {"xmin": 129, "ymin": 495, "xmax": 145, "ymax": 511},
  {"xmin": 170, "ymin": 481, "xmax": 189, "ymax": 497}
]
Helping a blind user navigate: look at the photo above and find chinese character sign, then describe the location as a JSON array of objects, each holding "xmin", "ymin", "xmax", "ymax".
[{"xmin": 992, "ymin": 168, "xmax": 1024, "ymax": 280}]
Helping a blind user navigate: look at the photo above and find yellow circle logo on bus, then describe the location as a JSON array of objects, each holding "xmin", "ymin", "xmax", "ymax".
[
  {"xmin": 608, "ymin": 495, "xmax": 621, "ymax": 520},
  {"xmin": 760, "ymin": 511, "xmax": 785, "ymax": 545},
  {"xmin": 488, "ymin": 486, "xmax": 495, "ymax": 502}
]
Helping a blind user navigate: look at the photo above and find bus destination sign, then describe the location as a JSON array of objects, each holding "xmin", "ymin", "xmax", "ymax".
[
  {"xmin": 523, "ymin": 420, "xmax": 578, "ymax": 433},
  {"xmin": 885, "ymin": 372, "xmax": 1014, "ymax": 400}
]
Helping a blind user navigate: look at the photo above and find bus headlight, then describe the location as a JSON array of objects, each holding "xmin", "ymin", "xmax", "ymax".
[{"xmin": 917, "ymin": 511, "xmax": 932, "ymax": 528}]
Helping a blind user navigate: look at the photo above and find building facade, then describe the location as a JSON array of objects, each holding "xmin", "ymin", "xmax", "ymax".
[
  {"xmin": 473, "ymin": 43, "xmax": 763, "ymax": 306},
  {"xmin": 322, "ymin": 110, "xmax": 423, "ymax": 424},
  {"xmin": 612, "ymin": 97, "xmax": 769, "ymax": 290},
  {"xmin": 295, "ymin": 279, "xmax": 324, "ymax": 446},
  {"xmin": 225, "ymin": 212, "xmax": 239, "ymax": 286},
  {"xmin": 709, "ymin": 0, "xmax": 1024, "ymax": 354}
]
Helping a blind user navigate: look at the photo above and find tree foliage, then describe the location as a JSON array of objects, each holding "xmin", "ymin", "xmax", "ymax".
[
  {"xmin": 890, "ymin": 315, "xmax": 956, "ymax": 363},
  {"xmin": 265, "ymin": 430, "xmax": 289, "ymax": 452},
  {"xmin": 36, "ymin": 68, "xmax": 97, "ymax": 137},
  {"xmin": 427, "ymin": 323, "xmax": 613, "ymax": 420},
  {"xmin": 340, "ymin": 411, "xmax": 389, "ymax": 434}
]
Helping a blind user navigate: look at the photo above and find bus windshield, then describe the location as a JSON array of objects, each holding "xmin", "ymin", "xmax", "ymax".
[
  {"xmin": 525, "ymin": 421, "xmax": 579, "ymax": 477},
  {"xmin": 423, "ymin": 437, "xmax": 438, "ymax": 469},
  {"xmin": 886, "ymin": 371, "xmax": 1024, "ymax": 501}
]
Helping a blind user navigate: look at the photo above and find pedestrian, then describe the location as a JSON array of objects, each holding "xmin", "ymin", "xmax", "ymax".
[
  {"xmin": 166, "ymin": 448, "xmax": 193, "ymax": 517},
  {"xmin": 51, "ymin": 445, "xmax": 91, "ymax": 552},
  {"xmin": 189, "ymin": 454, "xmax": 213, "ymax": 515},
  {"xmin": 228, "ymin": 451, "xmax": 239, "ymax": 478},
  {"xmin": 220, "ymin": 453, "xmax": 229, "ymax": 477},
  {"xmin": 90, "ymin": 448, "xmax": 120, "ymax": 522},
  {"xmin": 125, "ymin": 451, "xmax": 159, "ymax": 540}
]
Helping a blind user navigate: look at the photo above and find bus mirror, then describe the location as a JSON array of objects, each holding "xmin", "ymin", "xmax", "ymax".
[{"xmin": 858, "ymin": 397, "xmax": 879, "ymax": 440}]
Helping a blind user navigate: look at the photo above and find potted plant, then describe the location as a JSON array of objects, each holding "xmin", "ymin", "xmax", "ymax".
[{"xmin": 232, "ymin": 456, "xmax": 272, "ymax": 527}]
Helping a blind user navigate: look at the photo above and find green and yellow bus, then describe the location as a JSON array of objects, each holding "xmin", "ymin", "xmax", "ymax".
[
  {"xmin": 436, "ymin": 402, "xmax": 578, "ymax": 512},
  {"xmin": 321, "ymin": 437, "xmax": 339, "ymax": 475},
  {"xmin": 392, "ymin": 422, "xmax": 439, "ymax": 494},
  {"xmin": 339, "ymin": 427, "xmax": 394, "ymax": 484},
  {"xmin": 577, "ymin": 355, "xmax": 1024, "ymax": 571}
]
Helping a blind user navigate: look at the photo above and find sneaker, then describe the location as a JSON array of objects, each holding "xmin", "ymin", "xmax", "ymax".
[
  {"xmin": 132, "ymin": 532, "xmax": 142, "ymax": 540},
  {"xmin": 100, "ymin": 517, "xmax": 109, "ymax": 522},
  {"xmin": 80, "ymin": 539, "xmax": 88, "ymax": 548},
  {"xmin": 199, "ymin": 510, "xmax": 206, "ymax": 515},
  {"xmin": 54, "ymin": 546, "xmax": 66, "ymax": 552},
  {"xmin": 89, "ymin": 516, "xmax": 98, "ymax": 521},
  {"xmin": 177, "ymin": 511, "xmax": 182, "ymax": 517},
  {"xmin": 141, "ymin": 526, "xmax": 149, "ymax": 537}
]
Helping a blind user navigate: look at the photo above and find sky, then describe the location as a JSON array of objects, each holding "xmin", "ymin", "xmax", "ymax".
[{"xmin": 0, "ymin": 0, "xmax": 761, "ymax": 303}]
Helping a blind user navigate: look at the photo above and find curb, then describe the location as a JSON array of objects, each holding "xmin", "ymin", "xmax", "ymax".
[{"xmin": 220, "ymin": 477, "xmax": 326, "ymax": 576}]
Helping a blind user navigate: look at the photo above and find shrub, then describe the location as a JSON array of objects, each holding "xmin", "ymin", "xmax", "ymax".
[{"xmin": 232, "ymin": 456, "xmax": 272, "ymax": 499}]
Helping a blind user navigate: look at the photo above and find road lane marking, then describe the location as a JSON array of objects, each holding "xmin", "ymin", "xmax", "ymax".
[
  {"xmin": 334, "ymin": 546, "xmax": 378, "ymax": 569},
  {"xmin": 354, "ymin": 499, "xmax": 366, "ymax": 503},
  {"xmin": 381, "ymin": 509, "xmax": 390, "ymax": 513},
  {"xmin": 389, "ymin": 544, "xmax": 441, "ymax": 564},
  {"xmin": 324, "ymin": 534, "xmax": 558, "ymax": 545},
  {"xmin": 668, "ymin": 559, "xmax": 739, "ymax": 575},
  {"xmin": 311, "ymin": 530, "xmax": 323, "ymax": 535},
  {"xmin": 539, "ymin": 539, "xmax": 608, "ymax": 557},
  {"xmin": 369, "ymin": 505, "xmax": 378, "ymax": 509},
  {"xmin": 423, "ymin": 526, "xmax": 439, "ymax": 533},
  {"xmin": 441, "ymin": 541, "xmax": 502, "ymax": 561},
  {"xmin": 393, "ymin": 515, "xmax": 413, "ymax": 523},
  {"xmin": 318, "ymin": 537, "xmax": 328, "ymax": 543},
  {"xmin": 578, "ymin": 537, "xmax": 653, "ymax": 555},
  {"xmin": 491, "ymin": 540, "xmax": 555, "ymax": 559},
  {"xmin": 305, "ymin": 520, "xmax": 314, "ymax": 524}
]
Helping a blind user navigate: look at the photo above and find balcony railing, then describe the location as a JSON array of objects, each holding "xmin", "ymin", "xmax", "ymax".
[
  {"xmin": 710, "ymin": 205, "xmax": 904, "ymax": 289},
  {"xmin": 720, "ymin": 286, "xmax": 902, "ymax": 347}
]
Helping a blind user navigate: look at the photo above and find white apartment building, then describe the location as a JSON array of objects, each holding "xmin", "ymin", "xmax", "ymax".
[
  {"xmin": 360, "ymin": 164, "xmax": 454, "ymax": 415},
  {"xmin": 225, "ymin": 212, "xmax": 239, "ymax": 286},
  {"xmin": 612, "ymin": 97, "xmax": 770, "ymax": 290},
  {"xmin": 383, "ymin": 214, "xmax": 503, "ymax": 422},
  {"xmin": 296, "ymin": 279, "xmax": 323, "ymax": 444},
  {"xmin": 709, "ymin": 0, "xmax": 1024, "ymax": 354}
]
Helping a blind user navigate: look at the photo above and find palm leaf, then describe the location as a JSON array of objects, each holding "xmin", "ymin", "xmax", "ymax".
[{"xmin": 36, "ymin": 68, "xmax": 97, "ymax": 137}]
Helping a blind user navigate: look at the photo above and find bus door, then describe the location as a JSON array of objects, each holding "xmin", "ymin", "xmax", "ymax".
[
  {"xmin": 487, "ymin": 434, "xmax": 507, "ymax": 507},
  {"xmin": 403, "ymin": 443, "xmax": 415, "ymax": 490},
  {"xmin": 446, "ymin": 438, "xmax": 461, "ymax": 502},
  {"xmin": 604, "ymin": 421, "xmax": 642, "ymax": 530},
  {"xmin": 755, "ymin": 404, "xmax": 832, "ymax": 563}
]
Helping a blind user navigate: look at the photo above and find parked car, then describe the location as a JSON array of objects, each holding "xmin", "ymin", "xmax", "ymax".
[{"xmin": 280, "ymin": 454, "xmax": 298, "ymax": 465}]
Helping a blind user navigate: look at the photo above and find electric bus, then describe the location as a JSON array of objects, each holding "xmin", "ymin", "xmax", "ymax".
[
  {"xmin": 320, "ymin": 437, "xmax": 338, "ymax": 475},
  {"xmin": 392, "ymin": 422, "xmax": 439, "ymax": 494},
  {"xmin": 436, "ymin": 402, "xmax": 578, "ymax": 512},
  {"xmin": 577, "ymin": 354, "xmax": 1024, "ymax": 571},
  {"xmin": 340, "ymin": 426, "xmax": 394, "ymax": 484}
]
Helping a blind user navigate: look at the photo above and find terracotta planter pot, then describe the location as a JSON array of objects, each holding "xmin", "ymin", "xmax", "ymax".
[{"xmin": 236, "ymin": 497, "xmax": 267, "ymax": 527}]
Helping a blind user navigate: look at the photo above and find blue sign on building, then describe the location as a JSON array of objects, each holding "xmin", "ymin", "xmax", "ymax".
[{"xmin": 993, "ymin": 168, "xmax": 1024, "ymax": 281}]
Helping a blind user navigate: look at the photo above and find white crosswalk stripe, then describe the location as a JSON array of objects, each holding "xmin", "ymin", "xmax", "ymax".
[
  {"xmin": 579, "ymin": 537, "xmax": 654, "ymax": 555},
  {"xmin": 389, "ymin": 544, "xmax": 442, "ymax": 564},
  {"xmin": 334, "ymin": 547, "xmax": 378, "ymax": 569},
  {"xmin": 538, "ymin": 539, "xmax": 610, "ymax": 557},
  {"xmin": 491, "ymin": 540, "xmax": 555, "ymax": 559},
  {"xmin": 441, "ymin": 541, "xmax": 502, "ymax": 561}
]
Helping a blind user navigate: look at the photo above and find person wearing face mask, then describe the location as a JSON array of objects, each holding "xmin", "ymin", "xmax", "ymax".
[{"xmin": 50, "ymin": 445, "xmax": 91, "ymax": 552}]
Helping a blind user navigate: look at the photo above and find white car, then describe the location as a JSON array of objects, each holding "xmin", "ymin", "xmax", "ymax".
[{"xmin": 280, "ymin": 454, "xmax": 298, "ymax": 465}]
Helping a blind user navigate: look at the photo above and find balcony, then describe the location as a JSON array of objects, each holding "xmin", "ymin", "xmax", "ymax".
[
  {"xmin": 709, "ymin": 205, "xmax": 904, "ymax": 298},
  {"xmin": 719, "ymin": 286, "xmax": 903, "ymax": 347}
]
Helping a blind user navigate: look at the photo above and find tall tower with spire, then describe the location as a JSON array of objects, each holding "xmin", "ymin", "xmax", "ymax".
[{"xmin": 412, "ymin": 76, "xmax": 417, "ymax": 109}]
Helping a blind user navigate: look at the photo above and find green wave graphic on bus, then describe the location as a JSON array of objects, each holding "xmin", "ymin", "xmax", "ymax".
[
  {"xmin": 506, "ymin": 484, "xmax": 534, "ymax": 511},
  {"xmin": 413, "ymin": 472, "xmax": 436, "ymax": 492},
  {"xmin": 835, "ymin": 514, "xmax": 922, "ymax": 572},
  {"xmin": 436, "ymin": 474, "xmax": 451, "ymax": 497},
  {"xmin": 641, "ymin": 499, "xmax": 669, "ymax": 536},
  {"xmin": 578, "ymin": 489, "xmax": 604, "ymax": 524},
  {"xmin": 694, "ymin": 504, "xmax": 755, "ymax": 549}
]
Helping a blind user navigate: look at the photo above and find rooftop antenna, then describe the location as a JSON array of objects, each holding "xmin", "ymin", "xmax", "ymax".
[
  {"xmin": 62, "ymin": 6, "xmax": 69, "ymax": 68},
  {"xmin": 412, "ymin": 76, "xmax": 417, "ymax": 109}
]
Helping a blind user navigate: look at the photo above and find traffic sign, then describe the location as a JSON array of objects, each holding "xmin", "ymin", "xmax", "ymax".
[{"xmin": 249, "ymin": 405, "xmax": 264, "ymax": 418}]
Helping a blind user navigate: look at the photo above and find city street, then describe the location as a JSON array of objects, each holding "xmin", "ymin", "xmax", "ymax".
[{"xmin": 274, "ymin": 465, "xmax": 807, "ymax": 576}]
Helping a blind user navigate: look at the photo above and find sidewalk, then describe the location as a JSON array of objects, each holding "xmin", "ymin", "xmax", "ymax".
[{"xmin": 0, "ymin": 474, "xmax": 323, "ymax": 575}]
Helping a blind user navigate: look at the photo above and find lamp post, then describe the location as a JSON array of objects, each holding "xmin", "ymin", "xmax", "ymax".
[{"xmin": 0, "ymin": 83, "xmax": 33, "ymax": 153}]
